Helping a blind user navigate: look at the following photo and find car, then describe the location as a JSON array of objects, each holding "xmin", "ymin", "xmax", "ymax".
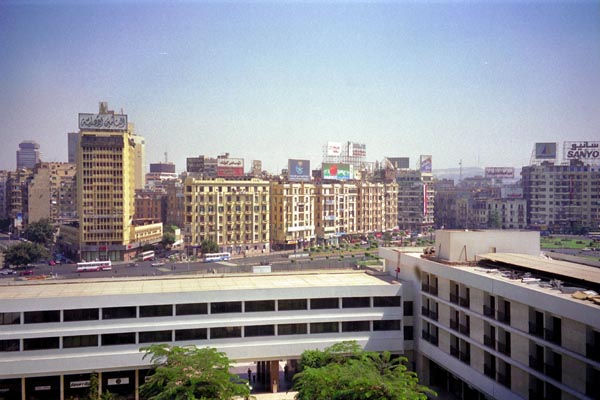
[
  {"xmin": 0, "ymin": 269, "xmax": 16, "ymax": 275},
  {"xmin": 48, "ymin": 260, "xmax": 56, "ymax": 266},
  {"xmin": 19, "ymin": 269, "xmax": 34, "ymax": 276},
  {"xmin": 151, "ymin": 262, "xmax": 165, "ymax": 267}
]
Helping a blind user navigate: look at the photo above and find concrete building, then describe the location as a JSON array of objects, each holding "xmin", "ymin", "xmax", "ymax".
[
  {"xmin": 134, "ymin": 189, "xmax": 166, "ymax": 225},
  {"xmin": 270, "ymin": 181, "xmax": 316, "ymax": 249},
  {"xmin": 145, "ymin": 162, "xmax": 178, "ymax": 190},
  {"xmin": 6, "ymin": 169, "xmax": 33, "ymax": 234},
  {"xmin": 357, "ymin": 181, "xmax": 398, "ymax": 235},
  {"xmin": 67, "ymin": 132, "xmax": 79, "ymax": 163},
  {"xmin": 521, "ymin": 162, "xmax": 600, "ymax": 233},
  {"xmin": 28, "ymin": 162, "xmax": 77, "ymax": 224},
  {"xmin": 164, "ymin": 180, "xmax": 184, "ymax": 229},
  {"xmin": 380, "ymin": 230, "xmax": 600, "ymax": 400},
  {"xmin": 315, "ymin": 182, "xmax": 358, "ymax": 245},
  {"xmin": 16, "ymin": 140, "xmax": 40, "ymax": 170},
  {"xmin": 396, "ymin": 169, "xmax": 435, "ymax": 233},
  {"xmin": 183, "ymin": 177, "xmax": 270, "ymax": 256},
  {"xmin": 186, "ymin": 155, "xmax": 218, "ymax": 177},
  {"xmin": 0, "ymin": 171, "xmax": 8, "ymax": 220}
]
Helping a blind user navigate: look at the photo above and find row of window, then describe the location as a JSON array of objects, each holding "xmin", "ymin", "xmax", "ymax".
[
  {"xmin": 0, "ymin": 320, "xmax": 403, "ymax": 352},
  {"xmin": 0, "ymin": 296, "xmax": 401, "ymax": 325}
]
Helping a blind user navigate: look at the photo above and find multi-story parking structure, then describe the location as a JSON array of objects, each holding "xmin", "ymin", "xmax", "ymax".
[
  {"xmin": 269, "ymin": 181, "xmax": 316, "ymax": 249},
  {"xmin": 0, "ymin": 271, "xmax": 405, "ymax": 399},
  {"xmin": 381, "ymin": 230, "xmax": 600, "ymax": 400},
  {"xmin": 183, "ymin": 177, "xmax": 270, "ymax": 256}
]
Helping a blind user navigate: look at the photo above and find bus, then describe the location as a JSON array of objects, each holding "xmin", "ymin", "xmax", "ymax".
[
  {"xmin": 140, "ymin": 250, "xmax": 155, "ymax": 261},
  {"xmin": 77, "ymin": 260, "xmax": 112, "ymax": 272},
  {"xmin": 202, "ymin": 252, "xmax": 231, "ymax": 262}
]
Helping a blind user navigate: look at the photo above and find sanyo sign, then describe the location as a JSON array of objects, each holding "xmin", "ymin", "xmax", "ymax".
[{"xmin": 564, "ymin": 141, "xmax": 600, "ymax": 161}]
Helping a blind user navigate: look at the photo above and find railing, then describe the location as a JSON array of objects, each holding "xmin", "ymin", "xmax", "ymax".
[
  {"xmin": 497, "ymin": 310, "xmax": 511, "ymax": 324},
  {"xmin": 484, "ymin": 365, "xmax": 496, "ymax": 379},
  {"xmin": 459, "ymin": 351, "xmax": 470, "ymax": 364},
  {"xmin": 484, "ymin": 335, "xmax": 495, "ymax": 349},
  {"xmin": 421, "ymin": 307, "xmax": 430, "ymax": 317},
  {"xmin": 429, "ymin": 286, "xmax": 438, "ymax": 296},
  {"xmin": 422, "ymin": 330, "xmax": 430, "ymax": 341},
  {"xmin": 429, "ymin": 311, "xmax": 438, "ymax": 321}
]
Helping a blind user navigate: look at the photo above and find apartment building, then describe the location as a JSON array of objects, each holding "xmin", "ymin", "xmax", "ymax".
[
  {"xmin": 28, "ymin": 162, "xmax": 77, "ymax": 224},
  {"xmin": 357, "ymin": 180, "xmax": 398, "ymax": 234},
  {"xmin": 183, "ymin": 177, "xmax": 270, "ymax": 256},
  {"xmin": 314, "ymin": 182, "xmax": 358, "ymax": 245},
  {"xmin": 0, "ymin": 271, "xmax": 404, "ymax": 399},
  {"xmin": 269, "ymin": 181, "xmax": 316, "ymax": 249},
  {"xmin": 396, "ymin": 169, "xmax": 435, "ymax": 233},
  {"xmin": 381, "ymin": 230, "xmax": 600, "ymax": 400},
  {"xmin": 521, "ymin": 162, "xmax": 600, "ymax": 233},
  {"xmin": 6, "ymin": 169, "xmax": 33, "ymax": 233},
  {"xmin": 0, "ymin": 171, "xmax": 8, "ymax": 220},
  {"xmin": 134, "ymin": 189, "xmax": 166, "ymax": 224}
]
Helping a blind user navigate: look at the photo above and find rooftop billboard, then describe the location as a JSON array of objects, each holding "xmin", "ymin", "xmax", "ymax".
[
  {"xmin": 535, "ymin": 142, "xmax": 557, "ymax": 159},
  {"xmin": 327, "ymin": 142, "xmax": 342, "ymax": 156},
  {"xmin": 79, "ymin": 113, "xmax": 128, "ymax": 131},
  {"xmin": 485, "ymin": 167, "xmax": 515, "ymax": 179},
  {"xmin": 420, "ymin": 155, "xmax": 432, "ymax": 173},
  {"xmin": 564, "ymin": 141, "xmax": 600, "ymax": 162},
  {"xmin": 217, "ymin": 158, "xmax": 244, "ymax": 177},
  {"xmin": 323, "ymin": 163, "xmax": 353, "ymax": 181},
  {"xmin": 348, "ymin": 142, "xmax": 366, "ymax": 157},
  {"xmin": 288, "ymin": 159, "xmax": 311, "ymax": 182}
]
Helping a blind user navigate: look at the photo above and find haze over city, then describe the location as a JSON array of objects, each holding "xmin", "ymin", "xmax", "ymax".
[{"xmin": 1, "ymin": 1, "xmax": 599, "ymax": 173}]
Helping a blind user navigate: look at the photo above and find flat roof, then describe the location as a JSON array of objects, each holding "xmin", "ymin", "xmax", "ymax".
[
  {"xmin": 0, "ymin": 271, "xmax": 397, "ymax": 301},
  {"xmin": 477, "ymin": 253, "xmax": 600, "ymax": 286}
]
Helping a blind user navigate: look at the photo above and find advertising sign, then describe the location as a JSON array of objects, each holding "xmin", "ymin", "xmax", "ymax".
[
  {"xmin": 217, "ymin": 158, "xmax": 244, "ymax": 177},
  {"xmin": 485, "ymin": 167, "xmax": 515, "ymax": 179},
  {"xmin": 387, "ymin": 157, "xmax": 410, "ymax": 169},
  {"xmin": 327, "ymin": 142, "xmax": 342, "ymax": 156},
  {"xmin": 420, "ymin": 155, "xmax": 432, "ymax": 173},
  {"xmin": 564, "ymin": 141, "xmax": 600, "ymax": 161},
  {"xmin": 535, "ymin": 142, "xmax": 557, "ymax": 159},
  {"xmin": 288, "ymin": 159, "xmax": 311, "ymax": 182},
  {"xmin": 79, "ymin": 113, "xmax": 127, "ymax": 131},
  {"xmin": 348, "ymin": 142, "xmax": 367, "ymax": 157},
  {"xmin": 501, "ymin": 187, "xmax": 523, "ymax": 199},
  {"xmin": 323, "ymin": 163, "xmax": 352, "ymax": 180},
  {"xmin": 70, "ymin": 381, "xmax": 91, "ymax": 389}
]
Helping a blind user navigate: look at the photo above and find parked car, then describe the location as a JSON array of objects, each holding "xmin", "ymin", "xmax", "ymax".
[
  {"xmin": 0, "ymin": 269, "xmax": 16, "ymax": 275},
  {"xmin": 151, "ymin": 262, "xmax": 165, "ymax": 267},
  {"xmin": 19, "ymin": 269, "xmax": 34, "ymax": 276}
]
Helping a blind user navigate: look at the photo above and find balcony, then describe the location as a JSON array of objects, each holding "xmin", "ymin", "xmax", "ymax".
[
  {"xmin": 459, "ymin": 323, "xmax": 470, "ymax": 336},
  {"xmin": 450, "ymin": 346, "xmax": 459, "ymax": 358},
  {"xmin": 497, "ymin": 310, "xmax": 511, "ymax": 324},
  {"xmin": 483, "ymin": 305, "xmax": 495, "ymax": 317},
  {"xmin": 459, "ymin": 296, "xmax": 470, "ymax": 308},
  {"xmin": 459, "ymin": 351, "xmax": 470, "ymax": 364},
  {"xmin": 450, "ymin": 319, "xmax": 459, "ymax": 331},
  {"xmin": 450, "ymin": 292, "xmax": 459, "ymax": 304},
  {"xmin": 529, "ymin": 356, "xmax": 544, "ymax": 372},
  {"xmin": 545, "ymin": 364, "xmax": 562, "ymax": 382},
  {"xmin": 529, "ymin": 322, "xmax": 543, "ymax": 337},
  {"xmin": 422, "ymin": 330, "xmax": 430, "ymax": 341},
  {"xmin": 484, "ymin": 365, "xmax": 496, "ymax": 379},
  {"xmin": 430, "ymin": 286, "xmax": 438, "ymax": 296},
  {"xmin": 497, "ymin": 341, "xmax": 511, "ymax": 356},
  {"xmin": 544, "ymin": 328, "xmax": 562, "ymax": 345},
  {"xmin": 484, "ymin": 335, "xmax": 495, "ymax": 349},
  {"xmin": 429, "ymin": 311, "xmax": 439, "ymax": 321},
  {"xmin": 421, "ymin": 307, "xmax": 430, "ymax": 318}
]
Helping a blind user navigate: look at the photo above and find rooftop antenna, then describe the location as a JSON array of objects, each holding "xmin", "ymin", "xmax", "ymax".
[
  {"xmin": 459, "ymin": 159, "xmax": 463, "ymax": 183},
  {"xmin": 164, "ymin": 152, "xmax": 168, "ymax": 163}
]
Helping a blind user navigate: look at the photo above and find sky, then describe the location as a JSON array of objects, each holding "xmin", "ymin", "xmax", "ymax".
[{"xmin": 1, "ymin": 0, "xmax": 599, "ymax": 174}]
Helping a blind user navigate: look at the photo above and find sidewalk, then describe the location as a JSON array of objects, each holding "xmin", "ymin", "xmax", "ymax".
[{"xmin": 251, "ymin": 392, "xmax": 298, "ymax": 400}]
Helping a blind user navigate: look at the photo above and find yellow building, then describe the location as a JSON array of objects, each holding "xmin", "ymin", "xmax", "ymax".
[
  {"xmin": 315, "ymin": 182, "xmax": 358, "ymax": 245},
  {"xmin": 357, "ymin": 181, "xmax": 398, "ymax": 234},
  {"xmin": 28, "ymin": 162, "xmax": 77, "ymax": 224},
  {"xmin": 184, "ymin": 177, "xmax": 270, "ymax": 256},
  {"xmin": 269, "ymin": 181, "xmax": 316, "ymax": 249},
  {"xmin": 77, "ymin": 103, "xmax": 150, "ymax": 262}
]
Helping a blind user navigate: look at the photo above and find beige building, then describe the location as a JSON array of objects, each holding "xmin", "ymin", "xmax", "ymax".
[
  {"xmin": 184, "ymin": 177, "xmax": 270, "ymax": 256},
  {"xmin": 28, "ymin": 162, "xmax": 77, "ymax": 224},
  {"xmin": 6, "ymin": 169, "xmax": 33, "ymax": 234},
  {"xmin": 269, "ymin": 181, "xmax": 316, "ymax": 249},
  {"xmin": 396, "ymin": 169, "xmax": 435, "ymax": 233},
  {"xmin": 357, "ymin": 181, "xmax": 398, "ymax": 234},
  {"xmin": 315, "ymin": 182, "xmax": 358, "ymax": 245}
]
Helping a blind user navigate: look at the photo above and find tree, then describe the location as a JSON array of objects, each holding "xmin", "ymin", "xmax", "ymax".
[
  {"xmin": 3, "ymin": 242, "xmax": 49, "ymax": 267},
  {"xmin": 200, "ymin": 239, "xmax": 219, "ymax": 254},
  {"xmin": 293, "ymin": 341, "xmax": 435, "ymax": 400},
  {"xmin": 488, "ymin": 210, "xmax": 502, "ymax": 229},
  {"xmin": 84, "ymin": 373, "xmax": 114, "ymax": 400},
  {"xmin": 139, "ymin": 344, "xmax": 250, "ymax": 400},
  {"xmin": 161, "ymin": 232, "xmax": 176, "ymax": 248},
  {"xmin": 23, "ymin": 218, "xmax": 55, "ymax": 246}
]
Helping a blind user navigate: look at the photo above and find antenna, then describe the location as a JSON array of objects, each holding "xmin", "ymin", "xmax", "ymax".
[
  {"xmin": 459, "ymin": 159, "xmax": 463, "ymax": 183},
  {"xmin": 164, "ymin": 152, "xmax": 168, "ymax": 163}
]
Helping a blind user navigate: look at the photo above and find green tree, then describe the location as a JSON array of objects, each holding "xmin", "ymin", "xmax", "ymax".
[
  {"xmin": 200, "ymin": 239, "xmax": 219, "ymax": 254},
  {"xmin": 488, "ymin": 210, "xmax": 502, "ymax": 229},
  {"xmin": 85, "ymin": 373, "xmax": 114, "ymax": 400},
  {"xmin": 3, "ymin": 242, "xmax": 49, "ymax": 267},
  {"xmin": 139, "ymin": 344, "xmax": 250, "ymax": 400},
  {"xmin": 23, "ymin": 218, "xmax": 55, "ymax": 246},
  {"xmin": 293, "ymin": 341, "xmax": 435, "ymax": 400},
  {"xmin": 161, "ymin": 232, "xmax": 176, "ymax": 248}
]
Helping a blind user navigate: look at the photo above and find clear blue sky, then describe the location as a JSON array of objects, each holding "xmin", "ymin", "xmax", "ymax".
[{"xmin": 1, "ymin": 0, "xmax": 599, "ymax": 174}]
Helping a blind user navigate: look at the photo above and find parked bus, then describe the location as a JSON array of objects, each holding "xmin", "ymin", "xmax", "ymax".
[
  {"xmin": 77, "ymin": 260, "xmax": 112, "ymax": 272},
  {"xmin": 140, "ymin": 251, "xmax": 155, "ymax": 261},
  {"xmin": 202, "ymin": 252, "xmax": 231, "ymax": 262}
]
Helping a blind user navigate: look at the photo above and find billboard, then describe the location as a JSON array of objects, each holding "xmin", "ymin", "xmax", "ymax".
[
  {"xmin": 288, "ymin": 159, "xmax": 311, "ymax": 182},
  {"xmin": 217, "ymin": 158, "xmax": 244, "ymax": 177},
  {"xmin": 420, "ymin": 155, "xmax": 432, "ymax": 173},
  {"xmin": 327, "ymin": 142, "xmax": 342, "ymax": 156},
  {"xmin": 564, "ymin": 141, "xmax": 600, "ymax": 161},
  {"xmin": 485, "ymin": 167, "xmax": 515, "ymax": 179},
  {"xmin": 348, "ymin": 142, "xmax": 366, "ymax": 157},
  {"xmin": 535, "ymin": 142, "xmax": 557, "ymax": 159},
  {"xmin": 387, "ymin": 157, "xmax": 410, "ymax": 169},
  {"xmin": 323, "ymin": 163, "xmax": 352, "ymax": 180},
  {"xmin": 79, "ymin": 113, "xmax": 128, "ymax": 131},
  {"xmin": 501, "ymin": 187, "xmax": 523, "ymax": 199}
]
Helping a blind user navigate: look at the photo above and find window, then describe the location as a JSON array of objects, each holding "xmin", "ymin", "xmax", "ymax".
[
  {"xmin": 0, "ymin": 339, "xmax": 19, "ymax": 352},
  {"xmin": 342, "ymin": 321, "xmax": 370, "ymax": 332},
  {"xmin": 404, "ymin": 326, "xmax": 414, "ymax": 340},
  {"xmin": 310, "ymin": 322, "xmax": 338, "ymax": 334},
  {"xmin": 310, "ymin": 298, "xmax": 338, "ymax": 310},
  {"xmin": 140, "ymin": 305, "xmax": 172, "ymax": 318},
  {"xmin": 245, "ymin": 300, "xmax": 275, "ymax": 313},
  {"xmin": 102, "ymin": 307, "xmax": 136, "ymax": 320},
  {"xmin": 403, "ymin": 301, "xmax": 413, "ymax": 316},
  {"xmin": 176, "ymin": 303, "xmax": 207, "ymax": 316},
  {"xmin": 0, "ymin": 312, "xmax": 20, "ymax": 325},
  {"xmin": 211, "ymin": 326, "xmax": 242, "ymax": 339},
  {"xmin": 63, "ymin": 335, "xmax": 98, "ymax": 348},
  {"xmin": 24, "ymin": 310, "xmax": 60, "ymax": 324},
  {"xmin": 175, "ymin": 328, "xmax": 207, "ymax": 341},
  {"xmin": 101, "ymin": 333, "xmax": 136, "ymax": 346},
  {"xmin": 373, "ymin": 320, "xmax": 401, "ymax": 331},
  {"xmin": 64, "ymin": 308, "xmax": 99, "ymax": 322},
  {"xmin": 139, "ymin": 330, "xmax": 172, "ymax": 343},
  {"xmin": 374, "ymin": 296, "xmax": 401, "ymax": 307},
  {"xmin": 245, "ymin": 325, "xmax": 275, "ymax": 337},
  {"xmin": 211, "ymin": 302, "xmax": 242, "ymax": 314},
  {"xmin": 278, "ymin": 323, "xmax": 307, "ymax": 335},
  {"xmin": 24, "ymin": 337, "xmax": 60, "ymax": 351},
  {"xmin": 342, "ymin": 297, "xmax": 370, "ymax": 308},
  {"xmin": 278, "ymin": 299, "xmax": 307, "ymax": 311}
]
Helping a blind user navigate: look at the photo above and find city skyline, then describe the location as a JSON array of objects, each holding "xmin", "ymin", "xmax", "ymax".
[{"xmin": 1, "ymin": 1, "xmax": 599, "ymax": 173}]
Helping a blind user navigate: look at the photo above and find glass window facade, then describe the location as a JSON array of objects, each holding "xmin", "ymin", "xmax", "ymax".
[
  {"xmin": 310, "ymin": 322, "xmax": 338, "ymax": 334},
  {"xmin": 278, "ymin": 299, "xmax": 307, "ymax": 311},
  {"xmin": 175, "ymin": 328, "xmax": 207, "ymax": 341},
  {"xmin": 24, "ymin": 310, "xmax": 60, "ymax": 324},
  {"xmin": 373, "ymin": 296, "xmax": 401, "ymax": 307},
  {"xmin": 211, "ymin": 326, "xmax": 242, "ymax": 339},
  {"xmin": 342, "ymin": 320, "xmax": 371, "ymax": 332},
  {"xmin": 245, "ymin": 300, "xmax": 275, "ymax": 313},
  {"xmin": 63, "ymin": 335, "xmax": 98, "ymax": 348},
  {"xmin": 102, "ymin": 307, "xmax": 136, "ymax": 320},
  {"xmin": 139, "ymin": 305, "xmax": 172, "ymax": 318},
  {"xmin": 277, "ymin": 323, "xmax": 307, "ymax": 335},
  {"xmin": 311, "ymin": 298, "xmax": 339, "ymax": 309},
  {"xmin": 244, "ymin": 325, "xmax": 275, "ymax": 337},
  {"xmin": 373, "ymin": 320, "xmax": 401, "ymax": 331},
  {"xmin": 63, "ymin": 308, "xmax": 99, "ymax": 322},
  {"xmin": 342, "ymin": 297, "xmax": 370, "ymax": 308},
  {"xmin": 139, "ymin": 330, "xmax": 172, "ymax": 343},
  {"xmin": 211, "ymin": 302, "xmax": 242, "ymax": 314},
  {"xmin": 101, "ymin": 333, "xmax": 136, "ymax": 346},
  {"xmin": 175, "ymin": 303, "xmax": 207, "ymax": 316}
]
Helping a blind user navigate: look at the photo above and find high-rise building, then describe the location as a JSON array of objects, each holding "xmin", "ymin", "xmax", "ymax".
[
  {"xmin": 130, "ymin": 130, "xmax": 145, "ymax": 190},
  {"xmin": 77, "ymin": 103, "xmax": 150, "ymax": 261},
  {"xmin": 16, "ymin": 140, "xmax": 40, "ymax": 169},
  {"xmin": 396, "ymin": 169, "xmax": 435, "ymax": 233},
  {"xmin": 67, "ymin": 132, "xmax": 79, "ymax": 163},
  {"xmin": 270, "ymin": 181, "xmax": 316, "ymax": 249},
  {"xmin": 315, "ymin": 182, "xmax": 358, "ymax": 246},
  {"xmin": 0, "ymin": 171, "xmax": 8, "ymax": 220},
  {"xmin": 357, "ymin": 181, "xmax": 398, "ymax": 234},
  {"xmin": 6, "ymin": 169, "xmax": 33, "ymax": 234},
  {"xmin": 28, "ymin": 162, "xmax": 77, "ymax": 224}
]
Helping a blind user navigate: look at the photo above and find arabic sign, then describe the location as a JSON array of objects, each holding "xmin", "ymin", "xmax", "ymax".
[
  {"xmin": 348, "ymin": 142, "xmax": 366, "ymax": 157},
  {"xmin": 69, "ymin": 381, "xmax": 91, "ymax": 389},
  {"xmin": 217, "ymin": 158, "xmax": 244, "ymax": 177},
  {"xmin": 288, "ymin": 159, "xmax": 311, "ymax": 182},
  {"xmin": 485, "ymin": 167, "xmax": 515, "ymax": 179},
  {"xmin": 535, "ymin": 142, "xmax": 557, "ymax": 159},
  {"xmin": 564, "ymin": 141, "xmax": 600, "ymax": 161},
  {"xmin": 501, "ymin": 187, "xmax": 523, "ymax": 199},
  {"xmin": 79, "ymin": 113, "xmax": 128, "ymax": 131},
  {"xmin": 323, "ymin": 163, "xmax": 352, "ymax": 180},
  {"xmin": 420, "ymin": 155, "xmax": 432, "ymax": 173},
  {"xmin": 327, "ymin": 142, "xmax": 342, "ymax": 156}
]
